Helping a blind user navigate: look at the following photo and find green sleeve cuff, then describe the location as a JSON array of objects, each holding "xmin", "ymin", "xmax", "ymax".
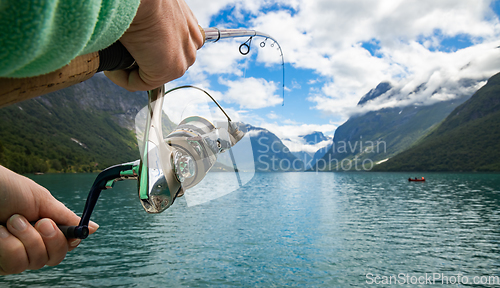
[{"xmin": 0, "ymin": 0, "xmax": 140, "ymax": 78}]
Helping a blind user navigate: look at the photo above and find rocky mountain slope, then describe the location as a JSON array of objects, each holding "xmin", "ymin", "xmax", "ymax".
[{"xmin": 375, "ymin": 72, "xmax": 500, "ymax": 171}]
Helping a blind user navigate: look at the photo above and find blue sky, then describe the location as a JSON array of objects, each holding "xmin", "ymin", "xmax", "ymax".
[{"xmin": 171, "ymin": 0, "xmax": 500, "ymax": 152}]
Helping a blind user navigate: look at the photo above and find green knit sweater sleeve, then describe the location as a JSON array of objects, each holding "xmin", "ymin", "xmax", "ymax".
[{"xmin": 0, "ymin": 0, "xmax": 140, "ymax": 78}]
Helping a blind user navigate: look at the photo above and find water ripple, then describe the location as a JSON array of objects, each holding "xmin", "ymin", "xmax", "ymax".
[{"xmin": 2, "ymin": 172, "xmax": 500, "ymax": 287}]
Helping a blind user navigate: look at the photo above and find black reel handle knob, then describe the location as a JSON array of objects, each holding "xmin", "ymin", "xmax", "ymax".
[{"xmin": 0, "ymin": 222, "xmax": 90, "ymax": 239}]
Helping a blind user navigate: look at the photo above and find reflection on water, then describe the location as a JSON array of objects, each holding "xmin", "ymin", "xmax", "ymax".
[
  {"xmin": 185, "ymin": 172, "xmax": 255, "ymax": 207},
  {"xmin": 2, "ymin": 172, "xmax": 500, "ymax": 287}
]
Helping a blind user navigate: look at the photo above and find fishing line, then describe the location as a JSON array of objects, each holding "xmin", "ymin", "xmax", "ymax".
[
  {"xmin": 204, "ymin": 28, "xmax": 285, "ymax": 105},
  {"xmin": 237, "ymin": 35, "xmax": 285, "ymax": 106}
]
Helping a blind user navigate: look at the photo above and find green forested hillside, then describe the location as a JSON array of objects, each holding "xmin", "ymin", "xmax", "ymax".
[
  {"xmin": 314, "ymin": 83, "xmax": 471, "ymax": 171},
  {"xmin": 0, "ymin": 73, "xmax": 147, "ymax": 173},
  {"xmin": 375, "ymin": 72, "xmax": 500, "ymax": 171}
]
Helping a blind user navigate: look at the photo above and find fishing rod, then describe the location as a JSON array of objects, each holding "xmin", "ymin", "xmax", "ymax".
[
  {"xmin": 0, "ymin": 27, "xmax": 284, "ymax": 108},
  {"xmin": 0, "ymin": 26, "xmax": 280, "ymax": 239}
]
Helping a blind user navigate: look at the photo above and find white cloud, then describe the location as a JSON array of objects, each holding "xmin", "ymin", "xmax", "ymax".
[
  {"xmin": 193, "ymin": 40, "xmax": 248, "ymax": 76},
  {"xmin": 187, "ymin": 0, "xmax": 301, "ymax": 26},
  {"xmin": 283, "ymin": 139, "xmax": 332, "ymax": 154},
  {"xmin": 185, "ymin": 0, "xmax": 240, "ymax": 26},
  {"xmin": 258, "ymin": 122, "xmax": 336, "ymax": 152},
  {"xmin": 185, "ymin": 0, "xmax": 500, "ymax": 139},
  {"xmin": 247, "ymin": 0, "xmax": 500, "ymax": 118},
  {"xmin": 218, "ymin": 77, "xmax": 283, "ymax": 109},
  {"xmin": 344, "ymin": 41, "xmax": 500, "ymax": 115},
  {"xmin": 290, "ymin": 80, "xmax": 301, "ymax": 90},
  {"xmin": 259, "ymin": 122, "xmax": 337, "ymax": 140},
  {"xmin": 267, "ymin": 111, "xmax": 279, "ymax": 119}
]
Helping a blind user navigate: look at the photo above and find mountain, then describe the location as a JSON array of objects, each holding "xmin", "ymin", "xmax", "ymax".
[
  {"xmin": 291, "ymin": 131, "xmax": 332, "ymax": 170},
  {"xmin": 357, "ymin": 82, "xmax": 392, "ymax": 105},
  {"xmin": 314, "ymin": 80, "xmax": 476, "ymax": 171},
  {"xmin": 0, "ymin": 73, "xmax": 146, "ymax": 173},
  {"xmin": 300, "ymin": 131, "xmax": 330, "ymax": 144},
  {"xmin": 375, "ymin": 72, "xmax": 500, "ymax": 171},
  {"xmin": 4, "ymin": 70, "xmax": 493, "ymax": 174},
  {"xmin": 0, "ymin": 73, "xmax": 307, "ymax": 174},
  {"xmin": 247, "ymin": 125, "xmax": 305, "ymax": 172}
]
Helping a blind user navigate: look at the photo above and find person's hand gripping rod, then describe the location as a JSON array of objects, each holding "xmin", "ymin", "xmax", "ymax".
[{"xmin": 0, "ymin": 27, "xmax": 277, "ymax": 108}]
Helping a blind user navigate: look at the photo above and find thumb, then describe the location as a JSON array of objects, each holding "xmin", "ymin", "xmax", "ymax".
[
  {"xmin": 104, "ymin": 69, "xmax": 154, "ymax": 92},
  {"xmin": 34, "ymin": 186, "xmax": 99, "ymax": 235},
  {"xmin": 104, "ymin": 70, "xmax": 135, "ymax": 92},
  {"xmin": 38, "ymin": 195, "xmax": 81, "ymax": 226}
]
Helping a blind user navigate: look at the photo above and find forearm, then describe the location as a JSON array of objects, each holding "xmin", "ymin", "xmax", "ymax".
[{"xmin": 0, "ymin": 0, "xmax": 140, "ymax": 78}]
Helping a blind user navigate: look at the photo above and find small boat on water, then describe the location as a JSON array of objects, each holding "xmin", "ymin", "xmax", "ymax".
[{"xmin": 408, "ymin": 177, "xmax": 425, "ymax": 182}]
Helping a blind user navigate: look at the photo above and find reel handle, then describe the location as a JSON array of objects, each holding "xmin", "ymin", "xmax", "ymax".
[
  {"xmin": 0, "ymin": 222, "xmax": 89, "ymax": 239},
  {"xmin": 0, "ymin": 162, "xmax": 138, "ymax": 240},
  {"xmin": 56, "ymin": 225, "xmax": 89, "ymax": 239}
]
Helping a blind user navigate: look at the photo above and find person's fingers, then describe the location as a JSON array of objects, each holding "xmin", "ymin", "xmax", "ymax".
[
  {"xmin": 35, "ymin": 185, "xmax": 83, "ymax": 227},
  {"xmin": 178, "ymin": 0, "xmax": 204, "ymax": 49},
  {"xmin": 68, "ymin": 238, "xmax": 82, "ymax": 252},
  {"xmin": 6, "ymin": 214, "xmax": 48, "ymax": 271},
  {"xmin": 28, "ymin": 181, "xmax": 100, "ymax": 248},
  {"xmin": 108, "ymin": 0, "xmax": 204, "ymax": 92},
  {"xmin": 104, "ymin": 70, "xmax": 136, "ymax": 92},
  {"xmin": 104, "ymin": 69, "xmax": 148, "ymax": 92},
  {"xmin": 67, "ymin": 220, "xmax": 99, "ymax": 252},
  {"xmin": 35, "ymin": 219, "xmax": 68, "ymax": 266},
  {"xmin": 0, "ymin": 215, "xmax": 89, "ymax": 275},
  {"xmin": 0, "ymin": 225, "xmax": 29, "ymax": 275},
  {"xmin": 105, "ymin": 57, "xmax": 190, "ymax": 92},
  {"xmin": 88, "ymin": 220, "xmax": 100, "ymax": 235},
  {"xmin": 0, "ymin": 166, "xmax": 38, "ymax": 222}
]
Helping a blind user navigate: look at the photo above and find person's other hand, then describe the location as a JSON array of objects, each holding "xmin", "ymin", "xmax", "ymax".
[
  {"xmin": 104, "ymin": 0, "xmax": 204, "ymax": 91},
  {"xmin": 0, "ymin": 165, "xmax": 99, "ymax": 275}
]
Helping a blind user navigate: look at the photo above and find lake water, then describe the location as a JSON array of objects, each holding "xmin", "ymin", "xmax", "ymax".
[{"xmin": 1, "ymin": 172, "xmax": 500, "ymax": 287}]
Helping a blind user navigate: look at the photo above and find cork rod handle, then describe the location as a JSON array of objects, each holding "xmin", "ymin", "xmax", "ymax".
[
  {"xmin": 0, "ymin": 52, "xmax": 100, "ymax": 108},
  {"xmin": 0, "ymin": 26, "xmax": 206, "ymax": 109}
]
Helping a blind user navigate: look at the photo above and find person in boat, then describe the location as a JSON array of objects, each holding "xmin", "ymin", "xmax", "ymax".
[{"xmin": 0, "ymin": 0, "xmax": 203, "ymax": 275}]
